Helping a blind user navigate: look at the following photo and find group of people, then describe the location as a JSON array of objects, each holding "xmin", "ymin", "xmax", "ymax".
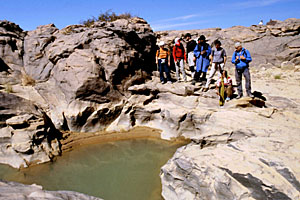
[{"xmin": 155, "ymin": 33, "xmax": 253, "ymax": 104}]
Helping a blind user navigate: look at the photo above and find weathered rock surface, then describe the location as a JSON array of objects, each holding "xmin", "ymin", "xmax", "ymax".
[
  {"xmin": 0, "ymin": 92, "xmax": 62, "ymax": 168},
  {"xmin": 158, "ymin": 67, "xmax": 300, "ymax": 199},
  {"xmin": 0, "ymin": 180, "xmax": 102, "ymax": 200}
]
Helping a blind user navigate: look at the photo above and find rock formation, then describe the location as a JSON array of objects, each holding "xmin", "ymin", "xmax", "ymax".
[
  {"xmin": 0, "ymin": 180, "xmax": 101, "ymax": 200},
  {"xmin": 0, "ymin": 17, "xmax": 156, "ymax": 168},
  {"xmin": 0, "ymin": 17, "xmax": 300, "ymax": 199}
]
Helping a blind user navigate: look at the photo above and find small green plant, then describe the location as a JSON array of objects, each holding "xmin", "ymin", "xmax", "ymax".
[
  {"xmin": 81, "ymin": 10, "xmax": 135, "ymax": 27},
  {"xmin": 274, "ymin": 74, "xmax": 281, "ymax": 79}
]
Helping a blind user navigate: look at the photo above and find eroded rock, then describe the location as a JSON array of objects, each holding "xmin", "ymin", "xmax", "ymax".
[{"xmin": 0, "ymin": 180, "xmax": 102, "ymax": 200}]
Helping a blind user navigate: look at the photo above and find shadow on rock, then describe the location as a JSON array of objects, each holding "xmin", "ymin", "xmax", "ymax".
[{"xmin": 252, "ymin": 91, "xmax": 267, "ymax": 101}]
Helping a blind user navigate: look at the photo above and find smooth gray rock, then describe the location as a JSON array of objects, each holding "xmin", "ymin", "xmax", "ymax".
[{"xmin": 0, "ymin": 180, "xmax": 102, "ymax": 200}]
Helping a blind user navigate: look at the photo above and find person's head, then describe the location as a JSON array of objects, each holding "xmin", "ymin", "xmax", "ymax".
[
  {"xmin": 158, "ymin": 41, "xmax": 165, "ymax": 48},
  {"xmin": 185, "ymin": 33, "xmax": 191, "ymax": 41},
  {"xmin": 214, "ymin": 40, "xmax": 222, "ymax": 49},
  {"xmin": 198, "ymin": 35, "xmax": 206, "ymax": 44},
  {"xmin": 235, "ymin": 42, "xmax": 242, "ymax": 52},
  {"xmin": 174, "ymin": 37, "xmax": 181, "ymax": 45},
  {"xmin": 222, "ymin": 70, "xmax": 228, "ymax": 78}
]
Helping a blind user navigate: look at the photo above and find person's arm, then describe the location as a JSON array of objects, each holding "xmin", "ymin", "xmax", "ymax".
[
  {"xmin": 206, "ymin": 45, "xmax": 211, "ymax": 56},
  {"xmin": 244, "ymin": 50, "xmax": 252, "ymax": 63},
  {"xmin": 231, "ymin": 52, "xmax": 237, "ymax": 64},
  {"xmin": 173, "ymin": 46, "xmax": 177, "ymax": 62},
  {"xmin": 223, "ymin": 49, "xmax": 227, "ymax": 65},
  {"xmin": 194, "ymin": 45, "xmax": 200, "ymax": 58},
  {"xmin": 168, "ymin": 51, "xmax": 171, "ymax": 66},
  {"xmin": 156, "ymin": 50, "xmax": 159, "ymax": 64}
]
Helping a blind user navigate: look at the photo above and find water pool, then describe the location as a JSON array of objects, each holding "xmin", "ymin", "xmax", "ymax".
[{"xmin": 0, "ymin": 138, "xmax": 184, "ymax": 200}]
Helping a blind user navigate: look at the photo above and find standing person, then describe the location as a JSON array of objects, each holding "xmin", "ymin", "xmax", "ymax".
[
  {"xmin": 156, "ymin": 41, "xmax": 172, "ymax": 84},
  {"xmin": 173, "ymin": 38, "xmax": 187, "ymax": 82},
  {"xmin": 231, "ymin": 42, "xmax": 253, "ymax": 98},
  {"xmin": 203, "ymin": 40, "xmax": 227, "ymax": 92},
  {"xmin": 259, "ymin": 20, "xmax": 263, "ymax": 25},
  {"xmin": 185, "ymin": 33, "xmax": 197, "ymax": 79},
  {"xmin": 192, "ymin": 35, "xmax": 211, "ymax": 85}
]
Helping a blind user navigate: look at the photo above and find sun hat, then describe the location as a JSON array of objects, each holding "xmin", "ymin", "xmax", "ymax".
[
  {"xmin": 174, "ymin": 37, "xmax": 180, "ymax": 44},
  {"xmin": 185, "ymin": 33, "xmax": 191, "ymax": 38},
  {"xmin": 158, "ymin": 41, "xmax": 165, "ymax": 46},
  {"xmin": 198, "ymin": 35, "xmax": 206, "ymax": 41},
  {"xmin": 235, "ymin": 42, "xmax": 241, "ymax": 48}
]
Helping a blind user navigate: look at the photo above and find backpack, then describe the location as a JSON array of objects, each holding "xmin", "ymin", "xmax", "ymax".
[
  {"xmin": 174, "ymin": 44, "xmax": 185, "ymax": 58},
  {"xmin": 234, "ymin": 49, "xmax": 248, "ymax": 59}
]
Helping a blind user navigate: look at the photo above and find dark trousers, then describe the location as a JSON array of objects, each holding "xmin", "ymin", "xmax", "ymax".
[
  {"xmin": 158, "ymin": 59, "xmax": 171, "ymax": 82},
  {"xmin": 235, "ymin": 67, "xmax": 251, "ymax": 96},
  {"xmin": 193, "ymin": 71, "xmax": 206, "ymax": 82}
]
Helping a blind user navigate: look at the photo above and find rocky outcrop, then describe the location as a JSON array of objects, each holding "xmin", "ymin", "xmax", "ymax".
[
  {"xmin": 23, "ymin": 18, "xmax": 155, "ymax": 133},
  {"xmin": 158, "ymin": 66, "xmax": 300, "ymax": 199},
  {"xmin": 156, "ymin": 18, "xmax": 300, "ymax": 67},
  {"xmin": 0, "ymin": 92, "xmax": 62, "ymax": 168},
  {"xmin": 0, "ymin": 17, "xmax": 156, "ymax": 133},
  {"xmin": 0, "ymin": 21, "xmax": 25, "ymax": 85},
  {"xmin": 0, "ymin": 180, "xmax": 102, "ymax": 200}
]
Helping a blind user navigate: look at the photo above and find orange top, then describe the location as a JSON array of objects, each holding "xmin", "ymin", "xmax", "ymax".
[{"xmin": 156, "ymin": 48, "xmax": 169, "ymax": 59}]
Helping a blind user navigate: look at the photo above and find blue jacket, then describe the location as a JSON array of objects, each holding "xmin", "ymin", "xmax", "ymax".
[
  {"xmin": 194, "ymin": 43, "xmax": 211, "ymax": 72},
  {"xmin": 231, "ymin": 48, "xmax": 252, "ymax": 69}
]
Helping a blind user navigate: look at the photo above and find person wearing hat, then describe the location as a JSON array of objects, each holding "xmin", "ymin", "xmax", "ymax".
[
  {"xmin": 185, "ymin": 33, "xmax": 197, "ymax": 79},
  {"xmin": 231, "ymin": 42, "xmax": 253, "ymax": 98},
  {"xmin": 173, "ymin": 38, "xmax": 187, "ymax": 82},
  {"xmin": 192, "ymin": 35, "xmax": 211, "ymax": 85},
  {"xmin": 156, "ymin": 41, "xmax": 172, "ymax": 84}
]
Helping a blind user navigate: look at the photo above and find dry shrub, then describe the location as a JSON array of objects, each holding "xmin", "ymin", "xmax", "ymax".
[
  {"xmin": 81, "ymin": 10, "xmax": 134, "ymax": 27},
  {"xmin": 22, "ymin": 73, "xmax": 36, "ymax": 86}
]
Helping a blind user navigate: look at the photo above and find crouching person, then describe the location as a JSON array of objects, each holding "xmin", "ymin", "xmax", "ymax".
[
  {"xmin": 216, "ymin": 70, "xmax": 233, "ymax": 106},
  {"xmin": 156, "ymin": 41, "xmax": 172, "ymax": 84}
]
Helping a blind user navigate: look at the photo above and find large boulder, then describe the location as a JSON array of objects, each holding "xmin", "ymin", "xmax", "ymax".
[
  {"xmin": 0, "ymin": 20, "xmax": 25, "ymax": 72},
  {"xmin": 21, "ymin": 18, "xmax": 156, "ymax": 132},
  {"xmin": 0, "ymin": 21, "xmax": 26, "ymax": 85}
]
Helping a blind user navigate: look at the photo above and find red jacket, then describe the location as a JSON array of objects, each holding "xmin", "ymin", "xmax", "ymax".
[{"xmin": 173, "ymin": 43, "xmax": 186, "ymax": 61}]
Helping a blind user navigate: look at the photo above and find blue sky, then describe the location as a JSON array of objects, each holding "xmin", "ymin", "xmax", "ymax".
[{"xmin": 1, "ymin": 0, "xmax": 300, "ymax": 31}]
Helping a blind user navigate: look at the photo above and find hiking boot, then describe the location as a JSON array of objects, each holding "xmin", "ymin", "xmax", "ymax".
[
  {"xmin": 236, "ymin": 94, "xmax": 243, "ymax": 99},
  {"xmin": 226, "ymin": 97, "xmax": 231, "ymax": 102},
  {"xmin": 247, "ymin": 93, "xmax": 254, "ymax": 98},
  {"xmin": 202, "ymin": 87, "xmax": 208, "ymax": 92},
  {"xmin": 191, "ymin": 80, "xmax": 196, "ymax": 85},
  {"xmin": 167, "ymin": 81, "xmax": 172, "ymax": 84}
]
